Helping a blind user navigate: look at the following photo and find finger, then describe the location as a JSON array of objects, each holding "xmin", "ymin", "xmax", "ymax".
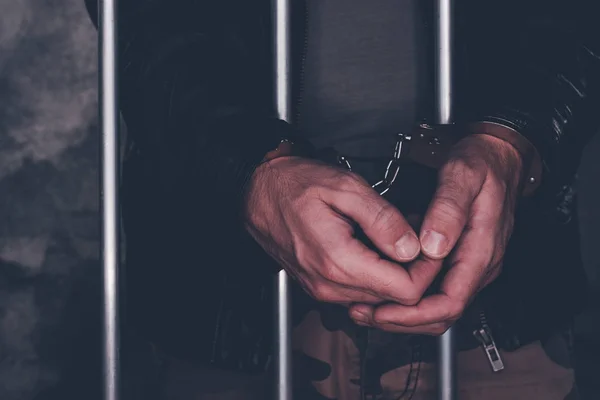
[
  {"xmin": 302, "ymin": 213, "xmax": 411, "ymax": 305},
  {"xmin": 357, "ymin": 226, "xmax": 494, "ymax": 326},
  {"xmin": 440, "ymin": 232, "xmax": 490, "ymax": 303},
  {"xmin": 326, "ymin": 236, "xmax": 431, "ymax": 305},
  {"xmin": 404, "ymin": 255, "xmax": 444, "ymax": 295},
  {"xmin": 361, "ymin": 295, "xmax": 459, "ymax": 327},
  {"xmin": 324, "ymin": 183, "xmax": 420, "ymax": 263},
  {"xmin": 302, "ymin": 215, "xmax": 388, "ymax": 305},
  {"xmin": 439, "ymin": 185, "xmax": 504, "ymax": 300},
  {"xmin": 350, "ymin": 224, "xmax": 496, "ymax": 331},
  {"xmin": 373, "ymin": 322, "xmax": 450, "ymax": 335},
  {"xmin": 307, "ymin": 280, "xmax": 385, "ymax": 305},
  {"xmin": 477, "ymin": 260, "xmax": 503, "ymax": 292},
  {"xmin": 419, "ymin": 160, "xmax": 484, "ymax": 259},
  {"xmin": 348, "ymin": 304, "xmax": 451, "ymax": 335},
  {"xmin": 369, "ymin": 229, "xmax": 493, "ymax": 326}
]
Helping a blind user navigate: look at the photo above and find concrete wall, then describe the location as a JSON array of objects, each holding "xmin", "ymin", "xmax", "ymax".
[{"xmin": 0, "ymin": 1, "xmax": 100, "ymax": 399}]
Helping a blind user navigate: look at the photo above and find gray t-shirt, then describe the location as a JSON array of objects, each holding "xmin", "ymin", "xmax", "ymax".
[{"xmin": 298, "ymin": 0, "xmax": 429, "ymax": 181}]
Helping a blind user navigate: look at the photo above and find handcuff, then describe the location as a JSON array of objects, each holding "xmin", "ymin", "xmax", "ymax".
[{"xmin": 262, "ymin": 122, "xmax": 542, "ymax": 197}]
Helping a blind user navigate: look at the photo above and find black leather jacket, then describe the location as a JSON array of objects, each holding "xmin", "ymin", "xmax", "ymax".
[{"xmin": 86, "ymin": 0, "xmax": 599, "ymax": 371}]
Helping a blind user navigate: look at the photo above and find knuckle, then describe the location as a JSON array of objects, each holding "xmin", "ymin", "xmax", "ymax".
[
  {"xmin": 290, "ymin": 189, "xmax": 318, "ymax": 211},
  {"xmin": 400, "ymin": 288, "xmax": 422, "ymax": 306},
  {"xmin": 298, "ymin": 186, "xmax": 325, "ymax": 206},
  {"xmin": 442, "ymin": 158, "xmax": 485, "ymax": 184},
  {"xmin": 446, "ymin": 301, "xmax": 465, "ymax": 321},
  {"xmin": 303, "ymin": 185, "xmax": 321, "ymax": 199},
  {"xmin": 494, "ymin": 177, "xmax": 508, "ymax": 194},
  {"xmin": 432, "ymin": 194, "xmax": 466, "ymax": 222},
  {"xmin": 442, "ymin": 157, "xmax": 469, "ymax": 175},
  {"xmin": 338, "ymin": 171, "xmax": 366, "ymax": 191},
  {"xmin": 352, "ymin": 173, "xmax": 370, "ymax": 187},
  {"xmin": 320, "ymin": 262, "xmax": 341, "ymax": 283},
  {"xmin": 484, "ymin": 176, "xmax": 509, "ymax": 200},
  {"xmin": 310, "ymin": 282, "xmax": 335, "ymax": 302},
  {"xmin": 372, "ymin": 314, "xmax": 390, "ymax": 325},
  {"xmin": 370, "ymin": 202, "xmax": 400, "ymax": 232}
]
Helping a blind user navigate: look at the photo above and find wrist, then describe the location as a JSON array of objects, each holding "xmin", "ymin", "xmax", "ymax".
[{"xmin": 466, "ymin": 121, "xmax": 542, "ymax": 196}]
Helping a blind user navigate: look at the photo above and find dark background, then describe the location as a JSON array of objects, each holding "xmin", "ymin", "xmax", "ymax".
[{"xmin": 0, "ymin": 1, "xmax": 598, "ymax": 399}]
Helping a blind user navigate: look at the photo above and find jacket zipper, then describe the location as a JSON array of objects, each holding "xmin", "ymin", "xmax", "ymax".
[{"xmin": 473, "ymin": 310, "xmax": 505, "ymax": 372}]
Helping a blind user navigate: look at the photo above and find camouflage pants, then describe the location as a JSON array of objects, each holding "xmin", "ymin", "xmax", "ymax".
[
  {"xmin": 292, "ymin": 305, "xmax": 579, "ymax": 400},
  {"xmin": 154, "ymin": 304, "xmax": 578, "ymax": 400}
]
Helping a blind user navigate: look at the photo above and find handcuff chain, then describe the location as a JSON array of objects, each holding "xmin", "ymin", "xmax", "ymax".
[{"xmin": 338, "ymin": 132, "xmax": 412, "ymax": 196}]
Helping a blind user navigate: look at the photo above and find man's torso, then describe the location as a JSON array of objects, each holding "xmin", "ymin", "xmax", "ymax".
[{"xmin": 122, "ymin": 0, "xmax": 588, "ymax": 371}]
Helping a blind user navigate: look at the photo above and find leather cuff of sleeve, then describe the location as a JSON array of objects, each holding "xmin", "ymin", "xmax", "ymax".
[
  {"xmin": 203, "ymin": 115, "xmax": 301, "ymax": 220},
  {"xmin": 466, "ymin": 121, "xmax": 542, "ymax": 197}
]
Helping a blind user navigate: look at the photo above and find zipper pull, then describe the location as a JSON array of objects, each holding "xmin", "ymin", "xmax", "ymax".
[{"xmin": 473, "ymin": 325, "xmax": 505, "ymax": 372}]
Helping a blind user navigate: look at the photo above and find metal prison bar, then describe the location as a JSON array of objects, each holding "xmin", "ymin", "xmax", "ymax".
[
  {"xmin": 434, "ymin": 1, "xmax": 457, "ymax": 399},
  {"xmin": 99, "ymin": 0, "xmax": 456, "ymax": 399},
  {"xmin": 272, "ymin": 0, "xmax": 293, "ymax": 399},
  {"xmin": 99, "ymin": 0, "xmax": 120, "ymax": 400}
]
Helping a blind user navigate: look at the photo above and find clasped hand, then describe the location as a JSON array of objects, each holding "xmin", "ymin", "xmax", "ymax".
[{"xmin": 244, "ymin": 134, "xmax": 522, "ymax": 335}]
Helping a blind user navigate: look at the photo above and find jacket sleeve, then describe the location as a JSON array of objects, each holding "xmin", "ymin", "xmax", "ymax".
[
  {"xmin": 85, "ymin": 0, "xmax": 296, "ymax": 222},
  {"xmin": 460, "ymin": 0, "xmax": 600, "ymax": 200}
]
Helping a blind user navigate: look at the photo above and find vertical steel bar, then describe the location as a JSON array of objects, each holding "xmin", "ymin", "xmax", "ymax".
[
  {"xmin": 99, "ymin": 1, "xmax": 121, "ymax": 400},
  {"xmin": 434, "ymin": 0, "xmax": 455, "ymax": 125},
  {"xmin": 272, "ymin": 0, "xmax": 293, "ymax": 399},
  {"xmin": 434, "ymin": 1, "xmax": 457, "ymax": 400}
]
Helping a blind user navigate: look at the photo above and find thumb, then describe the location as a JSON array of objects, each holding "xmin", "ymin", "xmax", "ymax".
[
  {"xmin": 328, "ymin": 187, "xmax": 420, "ymax": 263},
  {"xmin": 420, "ymin": 162, "xmax": 484, "ymax": 259}
]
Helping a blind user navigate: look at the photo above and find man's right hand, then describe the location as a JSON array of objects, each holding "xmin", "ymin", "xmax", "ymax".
[{"xmin": 244, "ymin": 156, "xmax": 437, "ymax": 306}]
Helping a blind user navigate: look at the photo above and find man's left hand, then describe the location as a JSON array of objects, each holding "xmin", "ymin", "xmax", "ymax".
[{"xmin": 349, "ymin": 133, "xmax": 523, "ymax": 334}]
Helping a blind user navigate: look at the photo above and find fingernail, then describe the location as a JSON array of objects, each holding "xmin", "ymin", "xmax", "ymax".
[
  {"xmin": 421, "ymin": 230, "xmax": 448, "ymax": 257},
  {"xmin": 395, "ymin": 232, "xmax": 420, "ymax": 260}
]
